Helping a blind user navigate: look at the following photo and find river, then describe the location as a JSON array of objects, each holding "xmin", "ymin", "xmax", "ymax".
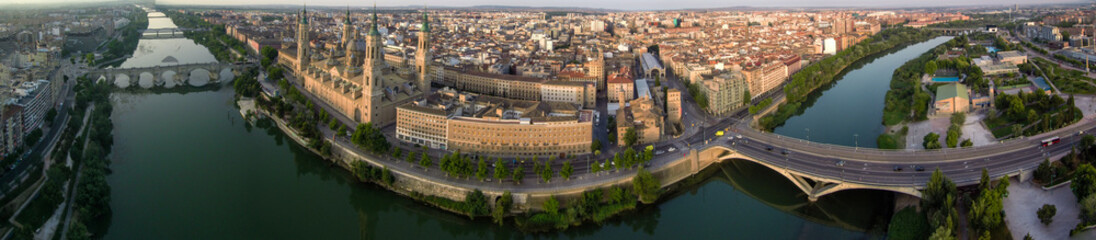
[
  {"xmin": 774, "ymin": 37, "xmax": 953, "ymax": 148},
  {"xmin": 102, "ymin": 11, "xmax": 900, "ymax": 239}
]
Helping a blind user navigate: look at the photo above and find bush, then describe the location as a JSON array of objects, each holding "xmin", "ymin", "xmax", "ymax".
[
  {"xmin": 888, "ymin": 206, "xmax": 931, "ymax": 240},
  {"xmin": 1038, "ymin": 204, "xmax": 1056, "ymax": 225}
]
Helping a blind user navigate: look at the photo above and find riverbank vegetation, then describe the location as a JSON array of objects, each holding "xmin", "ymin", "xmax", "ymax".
[
  {"xmin": 511, "ymin": 167, "xmax": 663, "ymax": 232},
  {"xmin": 759, "ymin": 27, "xmax": 938, "ymax": 130},
  {"xmin": 162, "ymin": 9, "xmax": 248, "ymax": 63}
]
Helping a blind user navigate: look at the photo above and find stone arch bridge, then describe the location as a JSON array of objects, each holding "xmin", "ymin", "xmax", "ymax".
[{"xmin": 90, "ymin": 62, "xmax": 246, "ymax": 89}]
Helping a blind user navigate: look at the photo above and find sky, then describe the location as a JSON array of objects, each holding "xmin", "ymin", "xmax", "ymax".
[{"xmin": 5, "ymin": 0, "xmax": 1088, "ymax": 10}]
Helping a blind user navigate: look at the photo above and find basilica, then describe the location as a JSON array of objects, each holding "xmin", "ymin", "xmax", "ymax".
[{"xmin": 278, "ymin": 7, "xmax": 432, "ymax": 127}]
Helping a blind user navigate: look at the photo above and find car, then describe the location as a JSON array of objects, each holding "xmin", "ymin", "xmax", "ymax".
[
  {"xmin": 915, "ymin": 166, "xmax": 925, "ymax": 172},
  {"xmin": 736, "ymin": 134, "xmax": 743, "ymax": 139},
  {"xmin": 835, "ymin": 160, "xmax": 846, "ymax": 167},
  {"xmin": 766, "ymin": 146, "xmax": 774, "ymax": 151},
  {"xmin": 893, "ymin": 166, "xmax": 903, "ymax": 172},
  {"xmin": 668, "ymin": 147, "xmax": 677, "ymax": 152},
  {"xmin": 655, "ymin": 150, "xmax": 665, "ymax": 155},
  {"xmin": 781, "ymin": 149, "xmax": 789, "ymax": 155}
]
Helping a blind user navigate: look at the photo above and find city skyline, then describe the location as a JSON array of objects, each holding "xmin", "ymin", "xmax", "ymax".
[{"xmin": 3, "ymin": 0, "xmax": 1088, "ymax": 10}]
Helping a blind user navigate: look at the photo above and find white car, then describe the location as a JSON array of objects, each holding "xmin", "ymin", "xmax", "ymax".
[{"xmin": 668, "ymin": 147, "xmax": 677, "ymax": 152}]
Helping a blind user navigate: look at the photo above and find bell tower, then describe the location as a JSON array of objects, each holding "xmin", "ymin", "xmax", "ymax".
[
  {"xmin": 417, "ymin": 8, "xmax": 431, "ymax": 93},
  {"xmin": 296, "ymin": 6, "xmax": 310, "ymax": 73}
]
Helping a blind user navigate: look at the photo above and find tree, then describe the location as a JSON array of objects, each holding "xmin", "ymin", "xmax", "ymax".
[
  {"xmin": 1082, "ymin": 194, "xmax": 1096, "ymax": 224},
  {"xmin": 406, "ymin": 151, "xmax": 416, "ymax": 165},
  {"xmin": 476, "ymin": 157, "xmax": 488, "ymax": 181},
  {"xmin": 1082, "ymin": 135, "xmax": 1096, "ymax": 151},
  {"xmin": 923, "ymin": 132, "xmax": 942, "ymax": 149},
  {"xmin": 1037, "ymin": 204, "xmax": 1056, "ymax": 225},
  {"xmin": 743, "ymin": 89, "xmax": 752, "ymax": 107},
  {"xmin": 465, "ymin": 189, "xmax": 489, "ymax": 217},
  {"xmin": 632, "ymin": 167, "xmax": 661, "ymax": 204},
  {"xmin": 540, "ymin": 159, "xmax": 554, "ymax": 183},
  {"xmin": 970, "ymin": 169, "xmax": 1008, "ymax": 233},
  {"xmin": 923, "ymin": 169, "xmax": 957, "ymax": 230},
  {"xmin": 492, "ymin": 191, "xmax": 513, "ymax": 225},
  {"xmin": 391, "ymin": 148, "xmax": 403, "ymax": 159},
  {"xmin": 925, "ymin": 60, "xmax": 938, "ymax": 75},
  {"xmin": 591, "ymin": 160, "xmax": 601, "ymax": 174},
  {"xmin": 512, "ymin": 165, "xmax": 525, "ymax": 184},
  {"xmin": 946, "ymin": 125, "xmax": 961, "ymax": 148},
  {"xmin": 591, "ymin": 139, "xmax": 602, "ymax": 152},
  {"xmin": 928, "ymin": 226, "xmax": 955, "ymax": 240},
  {"xmin": 960, "ymin": 139, "xmax": 973, "ymax": 147},
  {"xmin": 624, "ymin": 127, "xmax": 638, "ymax": 147},
  {"xmin": 1035, "ymin": 159, "xmax": 1056, "ymax": 184},
  {"xmin": 382, "ymin": 167, "xmax": 394, "ymax": 186},
  {"xmin": 419, "ymin": 152, "xmax": 432, "ymax": 171},
  {"xmin": 543, "ymin": 195, "xmax": 560, "ymax": 216},
  {"xmin": 561, "ymin": 161, "xmax": 574, "ymax": 180},
  {"xmin": 1074, "ymin": 164, "xmax": 1096, "ymax": 202},
  {"xmin": 493, "ymin": 159, "xmax": 507, "ymax": 182}
]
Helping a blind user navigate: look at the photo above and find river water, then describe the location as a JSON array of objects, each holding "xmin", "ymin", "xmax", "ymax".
[
  {"xmin": 774, "ymin": 37, "xmax": 953, "ymax": 148},
  {"xmin": 102, "ymin": 11, "xmax": 902, "ymax": 239}
]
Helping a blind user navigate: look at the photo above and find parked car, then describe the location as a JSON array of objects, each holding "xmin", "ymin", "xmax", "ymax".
[
  {"xmin": 893, "ymin": 166, "xmax": 903, "ymax": 172},
  {"xmin": 668, "ymin": 147, "xmax": 677, "ymax": 152},
  {"xmin": 915, "ymin": 166, "xmax": 925, "ymax": 172},
  {"xmin": 835, "ymin": 160, "xmax": 846, "ymax": 167}
]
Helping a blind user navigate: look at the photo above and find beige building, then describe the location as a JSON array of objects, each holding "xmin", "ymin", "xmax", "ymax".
[
  {"xmin": 702, "ymin": 71, "xmax": 748, "ymax": 116},
  {"xmin": 616, "ymin": 92, "xmax": 663, "ymax": 147},
  {"xmin": 439, "ymin": 67, "xmax": 595, "ymax": 108},
  {"xmin": 607, "ymin": 66, "xmax": 635, "ymax": 103},
  {"xmin": 396, "ymin": 89, "xmax": 593, "ymax": 158}
]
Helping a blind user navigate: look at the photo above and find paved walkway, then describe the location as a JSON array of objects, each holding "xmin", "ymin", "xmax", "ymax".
[{"xmin": 1003, "ymin": 181, "xmax": 1080, "ymax": 240}]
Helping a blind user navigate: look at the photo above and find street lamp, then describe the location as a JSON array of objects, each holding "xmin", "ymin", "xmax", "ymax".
[{"xmin": 854, "ymin": 134, "xmax": 859, "ymax": 149}]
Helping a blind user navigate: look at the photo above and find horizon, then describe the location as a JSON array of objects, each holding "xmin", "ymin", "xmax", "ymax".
[{"xmin": 3, "ymin": 0, "xmax": 1089, "ymax": 10}]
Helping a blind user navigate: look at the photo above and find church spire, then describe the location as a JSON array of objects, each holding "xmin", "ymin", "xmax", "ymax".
[
  {"xmin": 422, "ymin": 5, "xmax": 430, "ymax": 32},
  {"xmin": 344, "ymin": 5, "xmax": 351, "ymax": 24},
  {"xmin": 299, "ymin": 4, "xmax": 308, "ymax": 24},
  {"xmin": 368, "ymin": 3, "xmax": 380, "ymax": 36}
]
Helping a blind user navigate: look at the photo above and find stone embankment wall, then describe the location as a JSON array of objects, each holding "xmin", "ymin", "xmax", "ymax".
[{"xmin": 252, "ymin": 102, "xmax": 723, "ymax": 212}]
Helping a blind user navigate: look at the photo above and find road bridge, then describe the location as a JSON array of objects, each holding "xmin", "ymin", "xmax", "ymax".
[
  {"xmin": 89, "ymin": 62, "xmax": 246, "ymax": 89},
  {"xmin": 684, "ymin": 117, "xmax": 1093, "ymax": 201}
]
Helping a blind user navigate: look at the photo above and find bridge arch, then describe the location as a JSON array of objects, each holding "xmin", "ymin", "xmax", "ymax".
[
  {"xmin": 114, "ymin": 73, "xmax": 131, "ymax": 88},
  {"xmin": 139, "ymin": 72, "xmax": 156, "ymax": 89},
  {"xmin": 705, "ymin": 146, "xmax": 921, "ymax": 202},
  {"xmin": 189, "ymin": 68, "xmax": 211, "ymax": 87},
  {"xmin": 161, "ymin": 71, "xmax": 178, "ymax": 88}
]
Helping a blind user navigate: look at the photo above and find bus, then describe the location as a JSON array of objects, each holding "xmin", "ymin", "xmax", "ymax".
[{"xmin": 1041, "ymin": 136, "xmax": 1061, "ymax": 147}]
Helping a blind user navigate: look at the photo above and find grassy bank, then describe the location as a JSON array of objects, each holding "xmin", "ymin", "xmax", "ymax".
[{"xmin": 759, "ymin": 27, "xmax": 938, "ymax": 130}]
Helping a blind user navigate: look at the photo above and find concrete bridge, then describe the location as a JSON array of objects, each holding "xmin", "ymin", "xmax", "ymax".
[
  {"xmin": 676, "ymin": 115, "xmax": 1096, "ymax": 202},
  {"xmin": 141, "ymin": 28, "xmax": 185, "ymax": 39},
  {"xmin": 90, "ymin": 62, "xmax": 244, "ymax": 89},
  {"xmin": 924, "ymin": 27, "xmax": 982, "ymax": 36}
]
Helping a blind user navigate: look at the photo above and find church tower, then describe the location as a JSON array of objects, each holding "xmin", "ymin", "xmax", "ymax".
[
  {"xmin": 360, "ymin": 5, "xmax": 385, "ymax": 123},
  {"xmin": 296, "ymin": 7, "xmax": 310, "ymax": 74},
  {"xmin": 416, "ymin": 9, "xmax": 431, "ymax": 93},
  {"xmin": 341, "ymin": 8, "xmax": 353, "ymax": 47},
  {"xmin": 362, "ymin": 5, "xmax": 384, "ymax": 89}
]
